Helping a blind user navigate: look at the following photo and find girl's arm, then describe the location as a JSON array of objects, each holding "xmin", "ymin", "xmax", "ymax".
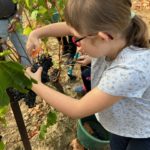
[
  {"xmin": 26, "ymin": 66, "xmax": 122, "ymax": 119},
  {"xmin": 32, "ymin": 82, "xmax": 122, "ymax": 119},
  {"xmin": 31, "ymin": 22, "xmax": 71, "ymax": 38}
]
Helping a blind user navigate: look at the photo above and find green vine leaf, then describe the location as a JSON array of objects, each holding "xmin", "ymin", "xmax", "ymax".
[
  {"xmin": 12, "ymin": 0, "xmax": 17, "ymax": 3},
  {"xmin": 0, "ymin": 106, "xmax": 8, "ymax": 116},
  {"xmin": 16, "ymin": 22, "xmax": 24, "ymax": 34},
  {"xmin": 0, "ymin": 50, "xmax": 12, "ymax": 57},
  {"xmin": 38, "ymin": 6, "xmax": 47, "ymax": 14},
  {"xmin": 23, "ymin": 26, "xmax": 32, "ymax": 36},
  {"xmin": 31, "ymin": 10, "xmax": 39, "ymax": 20},
  {"xmin": 0, "ymin": 117, "xmax": 7, "ymax": 127},
  {"xmin": 0, "ymin": 141, "xmax": 5, "ymax": 150},
  {"xmin": 38, "ymin": 0, "xmax": 45, "ymax": 6},
  {"xmin": 0, "ymin": 106, "xmax": 8, "ymax": 126},
  {"xmin": 0, "ymin": 61, "xmax": 33, "ymax": 107},
  {"xmin": 25, "ymin": 0, "xmax": 31, "ymax": 9},
  {"xmin": 39, "ymin": 111, "xmax": 57, "ymax": 140},
  {"xmin": 39, "ymin": 124, "xmax": 47, "ymax": 140},
  {"xmin": 46, "ymin": 111, "xmax": 57, "ymax": 126}
]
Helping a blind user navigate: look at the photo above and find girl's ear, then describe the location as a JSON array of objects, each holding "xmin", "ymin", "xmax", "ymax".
[{"xmin": 98, "ymin": 32, "xmax": 110, "ymax": 41}]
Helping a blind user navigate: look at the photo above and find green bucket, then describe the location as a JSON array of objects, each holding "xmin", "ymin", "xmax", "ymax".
[{"xmin": 77, "ymin": 115, "xmax": 110, "ymax": 150}]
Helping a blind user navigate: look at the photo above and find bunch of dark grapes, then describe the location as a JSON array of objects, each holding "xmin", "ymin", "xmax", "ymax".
[
  {"xmin": 38, "ymin": 54, "xmax": 53, "ymax": 83},
  {"xmin": 7, "ymin": 54, "xmax": 53, "ymax": 108},
  {"xmin": 7, "ymin": 88, "xmax": 36, "ymax": 108},
  {"xmin": 24, "ymin": 90, "xmax": 36, "ymax": 108},
  {"xmin": 7, "ymin": 88, "xmax": 26, "ymax": 102}
]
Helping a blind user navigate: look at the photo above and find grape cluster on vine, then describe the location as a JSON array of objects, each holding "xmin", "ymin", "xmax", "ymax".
[{"xmin": 7, "ymin": 54, "xmax": 53, "ymax": 108}]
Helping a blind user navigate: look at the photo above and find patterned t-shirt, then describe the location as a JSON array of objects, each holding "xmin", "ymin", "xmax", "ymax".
[{"xmin": 91, "ymin": 46, "xmax": 150, "ymax": 138}]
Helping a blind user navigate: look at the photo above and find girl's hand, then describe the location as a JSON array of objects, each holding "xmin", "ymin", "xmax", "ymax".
[
  {"xmin": 26, "ymin": 31, "xmax": 41, "ymax": 56},
  {"xmin": 76, "ymin": 55, "xmax": 91, "ymax": 66},
  {"xmin": 25, "ymin": 67, "xmax": 42, "ymax": 83}
]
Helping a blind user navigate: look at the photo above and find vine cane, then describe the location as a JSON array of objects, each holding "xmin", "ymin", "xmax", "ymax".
[{"xmin": 7, "ymin": 90, "xmax": 32, "ymax": 150}]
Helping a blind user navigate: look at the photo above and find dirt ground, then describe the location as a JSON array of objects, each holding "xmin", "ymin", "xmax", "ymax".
[{"xmin": 1, "ymin": 1, "xmax": 150, "ymax": 150}]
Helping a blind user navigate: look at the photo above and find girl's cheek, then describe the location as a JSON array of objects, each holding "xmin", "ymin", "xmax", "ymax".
[{"xmin": 80, "ymin": 41, "xmax": 87, "ymax": 49}]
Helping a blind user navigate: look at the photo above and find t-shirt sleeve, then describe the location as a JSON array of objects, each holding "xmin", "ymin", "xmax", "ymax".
[{"xmin": 98, "ymin": 66, "xmax": 148, "ymax": 98}]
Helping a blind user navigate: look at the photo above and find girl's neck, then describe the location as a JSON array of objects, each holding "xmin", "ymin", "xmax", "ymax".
[{"xmin": 106, "ymin": 37, "xmax": 126, "ymax": 60}]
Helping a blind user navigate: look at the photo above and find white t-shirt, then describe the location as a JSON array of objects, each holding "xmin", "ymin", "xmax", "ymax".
[{"xmin": 91, "ymin": 46, "xmax": 150, "ymax": 138}]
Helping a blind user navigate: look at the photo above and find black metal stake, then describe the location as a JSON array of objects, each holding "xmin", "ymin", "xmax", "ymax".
[{"xmin": 7, "ymin": 90, "xmax": 32, "ymax": 150}]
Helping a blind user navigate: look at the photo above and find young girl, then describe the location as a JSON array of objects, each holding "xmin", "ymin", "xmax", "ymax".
[{"xmin": 26, "ymin": 0, "xmax": 150, "ymax": 149}]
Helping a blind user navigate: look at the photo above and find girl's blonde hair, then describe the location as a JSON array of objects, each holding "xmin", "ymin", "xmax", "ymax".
[{"xmin": 64, "ymin": 0, "xmax": 149, "ymax": 48}]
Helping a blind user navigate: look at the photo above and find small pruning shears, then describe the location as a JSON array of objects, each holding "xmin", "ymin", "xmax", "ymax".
[{"xmin": 31, "ymin": 47, "xmax": 43, "ymax": 58}]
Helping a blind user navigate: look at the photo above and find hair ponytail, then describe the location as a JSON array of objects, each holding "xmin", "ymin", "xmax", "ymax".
[{"xmin": 124, "ymin": 15, "xmax": 149, "ymax": 48}]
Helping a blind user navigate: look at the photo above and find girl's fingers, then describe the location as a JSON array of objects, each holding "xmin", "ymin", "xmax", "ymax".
[
  {"xmin": 26, "ymin": 45, "xmax": 33, "ymax": 56},
  {"xmin": 37, "ymin": 67, "xmax": 43, "ymax": 74},
  {"xmin": 25, "ymin": 67, "xmax": 32, "ymax": 78},
  {"xmin": 76, "ymin": 60, "xmax": 84, "ymax": 65},
  {"xmin": 78, "ymin": 55, "xmax": 85, "ymax": 60},
  {"xmin": 26, "ymin": 67, "xmax": 32, "ymax": 73}
]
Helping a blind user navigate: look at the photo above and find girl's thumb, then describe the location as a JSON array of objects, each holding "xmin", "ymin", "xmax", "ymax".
[{"xmin": 38, "ymin": 67, "xmax": 43, "ymax": 73}]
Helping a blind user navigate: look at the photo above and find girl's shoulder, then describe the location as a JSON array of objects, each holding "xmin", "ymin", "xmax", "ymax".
[
  {"xmin": 97, "ymin": 46, "xmax": 150, "ymax": 98},
  {"xmin": 119, "ymin": 45, "xmax": 150, "ymax": 58},
  {"xmin": 113, "ymin": 46, "xmax": 150, "ymax": 69}
]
